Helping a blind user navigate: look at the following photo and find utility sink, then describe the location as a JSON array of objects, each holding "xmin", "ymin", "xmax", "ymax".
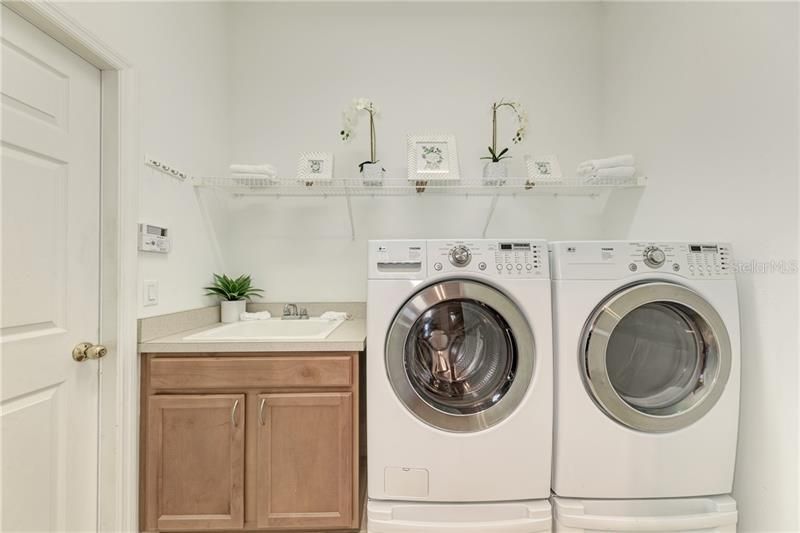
[{"xmin": 183, "ymin": 317, "xmax": 345, "ymax": 341}]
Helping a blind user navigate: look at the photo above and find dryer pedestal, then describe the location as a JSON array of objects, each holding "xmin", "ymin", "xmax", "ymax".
[
  {"xmin": 552, "ymin": 495, "xmax": 737, "ymax": 533},
  {"xmin": 367, "ymin": 499, "xmax": 552, "ymax": 533}
]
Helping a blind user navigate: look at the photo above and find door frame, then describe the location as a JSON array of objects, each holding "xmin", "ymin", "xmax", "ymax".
[{"xmin": 4, "ymin": 1, "xmax": 140, "ymax": 530}]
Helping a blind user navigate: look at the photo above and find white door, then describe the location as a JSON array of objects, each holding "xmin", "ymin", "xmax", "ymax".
[{"xmin": 1, "ymin": 6, "xmax": 102, "ymax": 531}]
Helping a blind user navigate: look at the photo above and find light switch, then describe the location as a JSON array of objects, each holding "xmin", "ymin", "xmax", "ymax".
[{"xmin": 144, "ymin": 280, "xmax": 159, "ymax": 306}]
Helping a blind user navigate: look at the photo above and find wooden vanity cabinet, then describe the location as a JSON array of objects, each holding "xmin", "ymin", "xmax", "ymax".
[
  {"xmin": 144, "ymin": 394, "xmax": 245, "ymax": 531},
  {"xmin": 140, "ymin": 352, "xmax": 362, "ymax": 533},
  {"xmin": 256, "ymin": 392, "xmax": 353, "ymax": 529}
]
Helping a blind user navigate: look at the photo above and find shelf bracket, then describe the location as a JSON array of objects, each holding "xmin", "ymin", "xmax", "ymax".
[
  {"xmin": 482, "ymin": 194, "xmax": 500, "ymax": 238},
  {"xmin": 193, "ymin": 186, "xmax": 227, "ymax": 272},
  {"xmin": 345, "ymin": 192, "xmax": 355, "ymax": 241}
]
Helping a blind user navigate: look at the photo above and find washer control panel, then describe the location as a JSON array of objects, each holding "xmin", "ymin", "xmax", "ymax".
[
  {"xmin": 449, "ymin": 245, "xmax": 472, "ymax": 267},
  {"xmin": 429, "ymin": 239, "xmax": 548, "ymax": 278},
  {"xmin": 550, "ymin": 241, "xmax": 734, "ymax": 280}
]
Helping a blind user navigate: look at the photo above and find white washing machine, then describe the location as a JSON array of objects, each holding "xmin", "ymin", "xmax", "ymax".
[
  {"xmin": 550, "ymin": 241, "xmax": 741, "ymax": 500},
  {"xmin": 366, "ymin": 239, "xmax": 553, "ymax": 533}
]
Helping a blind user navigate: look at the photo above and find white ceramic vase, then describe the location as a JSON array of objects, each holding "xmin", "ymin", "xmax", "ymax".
[
  {"xmin": 361, "ymin": 162, "xmax": 384, "ymax": 185},
  {"xmin": 221, "ymin": 300, "xmax": 246, "ymax": 323},
  {"xmin": 483, "ymin": 161, "xmax": 508, "ymax": 184}
]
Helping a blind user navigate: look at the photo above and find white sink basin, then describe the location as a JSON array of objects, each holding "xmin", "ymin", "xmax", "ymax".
[{"xmin": 183, "ymin": 318, "xmax": 345, "ymax": 341}]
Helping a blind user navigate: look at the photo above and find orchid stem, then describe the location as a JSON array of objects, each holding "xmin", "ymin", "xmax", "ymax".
[
  {"xmin": 369, "ymin": 111, "xmax": 376, "ymax": 163},
  {"xmin": 492, "ymin": 103, "xmax": 498, "ymax": 160},
  {"xmin": 490, "ymin": 100, "xmax": 520, "ymax": 162}
]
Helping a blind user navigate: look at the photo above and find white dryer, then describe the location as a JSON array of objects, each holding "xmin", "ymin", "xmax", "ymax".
[
  {"xmin": 550, "ymin": 241, "xmax": 741, "ymax": 499},
  {"xmin": 367, "ymin": 239, "xmax": 553, "ymax": 533}
]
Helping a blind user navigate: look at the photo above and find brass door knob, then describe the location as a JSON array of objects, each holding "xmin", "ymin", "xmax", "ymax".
[{"xmin": 72, "ymin": 342, "xmax": 108, "ymax": 362}]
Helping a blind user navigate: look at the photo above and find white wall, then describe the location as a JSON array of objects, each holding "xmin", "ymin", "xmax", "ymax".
[
  {"xmin": 58, "ymin": 1, "xmax": 231, "ymax": 317},
  {"xmin": 223, "ymin": 2, "xmax": 799, "ymax": 529},
  {"xmin": 224, "ymin": 2, "xmax": 609, "ymax": 302},
  {"xmin": 599, "ymin": 3, "xmax": 799, "ymax": 531},
  {"xmin": 52, "ymin": 3, "xmax": 798, "ymax": 528}
]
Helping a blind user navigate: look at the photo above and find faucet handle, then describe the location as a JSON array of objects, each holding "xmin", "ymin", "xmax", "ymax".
[{"xmin": 299, "ymin": 307, "xmax": 308, "ymax": 317}]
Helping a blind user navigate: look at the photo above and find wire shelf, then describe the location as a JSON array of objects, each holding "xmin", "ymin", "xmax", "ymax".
[
  {"xmin": 192, "ymin": 176, "xmax": 647, "ymax": 197},
  {"xmin": 192, "ymin": 175, "xmax": 647, "ymax": 240}
]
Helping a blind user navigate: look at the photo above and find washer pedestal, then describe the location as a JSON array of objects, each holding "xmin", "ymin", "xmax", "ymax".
[{"xmin": 367, "ymin": 499, "xmax": 552, "ymax": 533}]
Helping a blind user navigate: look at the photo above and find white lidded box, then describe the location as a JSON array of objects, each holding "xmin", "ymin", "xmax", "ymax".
[{"xmin": 552, "ymin": 495, "xmax": 737, "ymax": 532}]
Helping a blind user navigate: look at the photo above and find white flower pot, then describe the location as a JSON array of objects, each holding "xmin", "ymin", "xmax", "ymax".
[
  {"xmin": 483, "ymin": 161, "xmax": 508, "ymax": 185},
  {"xmin": 221, "ymin": 300, "xmax": 246, "ymax": 323},
  {"xmin": 361, "ymin": 162, "xmax": 384, "ymax": 185}
]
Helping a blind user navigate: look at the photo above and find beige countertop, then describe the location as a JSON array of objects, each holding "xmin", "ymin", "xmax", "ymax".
[{"xmin": 139, "ymin": 318, "xmax": 366, "ymax": 354}]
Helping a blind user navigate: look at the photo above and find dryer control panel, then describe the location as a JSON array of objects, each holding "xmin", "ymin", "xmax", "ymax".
[
  {"xmin": 427, "ymin": 239, "xmax": 549, "ymax": 278},
  {"xmin": 550, "ymin": 241, "xmax": 735, "ymax": 280}
]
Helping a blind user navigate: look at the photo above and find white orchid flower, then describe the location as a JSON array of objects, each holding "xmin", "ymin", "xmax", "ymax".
[
  {"xmin": 340, "ymin": 97, "xmax": 380, "ymax": 163},
  {"xmin": 488, "ymin": 98, "xmax": 529, "ymax": 154}
]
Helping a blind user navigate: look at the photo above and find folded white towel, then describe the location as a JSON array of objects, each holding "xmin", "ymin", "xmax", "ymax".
[
  {"xmin": 230, "ymin": 163, "xmax": 277, "ymax": 176},
  {"xmin": 579, "ymin": 166, "xmax": 636, "ymax": 179},
  {"xmin": 578, "ymin": 154, "xmax": 635, "ymax": 172},
  {"xmin": 240, "ymin": 310, "xmax": 272, "ymax": 321},
  {"xmin": 320, "ymin": 311, "xmax": 351, "ymax": 321},
  {"xmin": 596, "ymin": 166, "xmax": 636, "ymax": 178}
]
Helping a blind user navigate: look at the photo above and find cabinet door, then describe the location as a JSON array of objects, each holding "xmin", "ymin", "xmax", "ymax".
[
  {"xmin": 145, "ymin": 395, "xmax": 245, "ymax": 530},
  {"xmin": 256, "ymin": 392, "xmax": 353, "ymax": 529}
]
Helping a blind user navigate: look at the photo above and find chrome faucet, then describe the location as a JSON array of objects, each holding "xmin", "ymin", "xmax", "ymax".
[{"xmin": 282, "ymin": 303, "xmax": 308, "ymax": 320}]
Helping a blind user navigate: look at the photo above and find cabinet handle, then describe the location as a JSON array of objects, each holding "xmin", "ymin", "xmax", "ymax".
[
  {"xmin": 231, "ymin": 399, "xmax": 240, "ymax": 427},
  {"xmin": 259, "ymin": 398, "xmax": 266, "ymax": 425}
]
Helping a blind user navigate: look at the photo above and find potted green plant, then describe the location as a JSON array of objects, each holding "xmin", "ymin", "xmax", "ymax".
[
  {"xmin": 204, "ymin": 274, "xmax": 264, "ymax": 323},
  {"xmin": 481, "ymin": 99, "xmax": 528, "ymax": 183},
  {"xmin": 341, "ymin": 97, "xmax": 384, "ymax": 184}
]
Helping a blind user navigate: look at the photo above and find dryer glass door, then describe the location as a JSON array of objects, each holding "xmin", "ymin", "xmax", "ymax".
[
  {"xmin": 583, "ymin": 282, "xmax": 732, "ymax": 432},
  {"xmin": 386, "ymin": 279, "xmax": 535, "ymax": 432}
]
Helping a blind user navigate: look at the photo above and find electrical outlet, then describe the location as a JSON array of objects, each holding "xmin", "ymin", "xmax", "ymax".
[{"xmin": 144, "ymin": 280, "xmax": 159, "ymax": 306}]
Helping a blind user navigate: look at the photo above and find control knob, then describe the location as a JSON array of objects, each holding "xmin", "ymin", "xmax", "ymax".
[
  {"xmin": 449, "ymin": 245, "xmax": 472, "ymax": 267},
  {"xmin": 643, "ymin": 246, "xmax": 666, "ymax": 268}
]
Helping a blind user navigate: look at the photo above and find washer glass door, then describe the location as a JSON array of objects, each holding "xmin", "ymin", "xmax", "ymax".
[
  {"xmin": 386, "ymin": 279, "xmax": 535, "ymax": 432},
  {"xmin": 583, "ymin": 282, "xmax": 732, "ymax": 432}
]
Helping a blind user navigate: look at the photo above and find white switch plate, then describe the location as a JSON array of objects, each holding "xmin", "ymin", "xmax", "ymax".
[{"xmin": 144, "ymin": 280, "xmax": 159, "ymax": 306}]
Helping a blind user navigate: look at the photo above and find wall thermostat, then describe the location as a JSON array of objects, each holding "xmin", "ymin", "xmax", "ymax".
[{"xmin": 138, "ymin": 223, "xmax": 170, "ymax": 253}]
